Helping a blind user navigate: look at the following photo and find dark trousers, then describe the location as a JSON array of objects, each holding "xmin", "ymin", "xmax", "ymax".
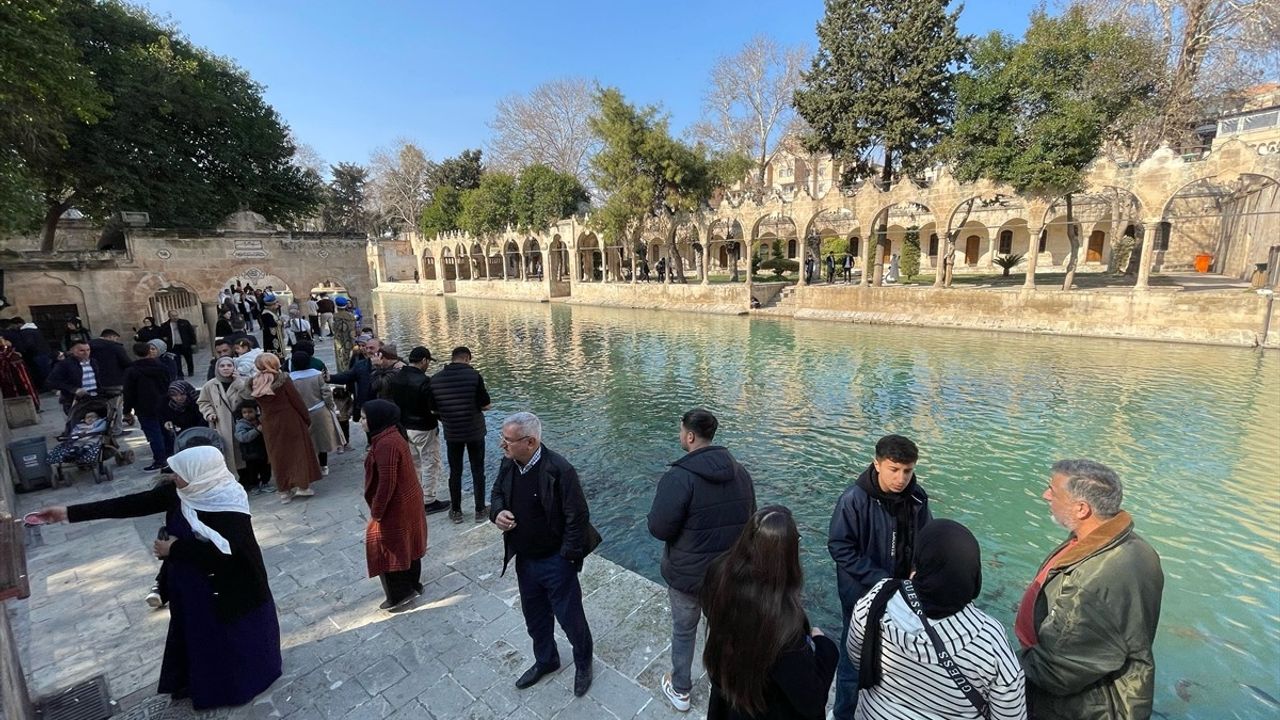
[
  {"xmin": 380, "ymin": 559, "xmax": 422, "ymax": 604},
  {"xmin": 446, "ymin": 438, "xmax": 486, "ymax": 512},
  {"xmin": 516, "ymin": 554, "xmax": 593, "ymax": 670},
  {"xmin": 172, "ymin": 344, "xmax": 195, "ymax": 376},
  {"xmin": 308, "ymin": 316, "xmax": 320, "ymax": 335},
  {"xmin": 237, "ymin": 459, "xmax": 272, "ymax": 491},
  {"xmin": 139, "ymin": 416, "xmax": 169, "ymax": 465}
]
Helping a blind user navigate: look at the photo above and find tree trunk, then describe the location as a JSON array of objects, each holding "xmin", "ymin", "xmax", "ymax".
[
  {"xmin": 1160, "ymin": 0, "xmax": 1212, "ymax": 150},
  {"xmin": 1062, "ymin": 193, "xmax": 1080, "ymax": 290},
  {"xmin": 940, "ymin": 198, "xmax": 975, "ymax": 288},
  {"xmin": 40, "ymin": 199, "xmax": 72, "ymax": 254}
]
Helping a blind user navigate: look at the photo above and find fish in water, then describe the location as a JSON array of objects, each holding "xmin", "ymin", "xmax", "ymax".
[
  {"xmin": 1175, "ymin": 678, "xmax": 1200, "ymax": 702},
  {"xmin": 1242, "ymin": 684, "xmax": 1280, "ymax": 708}
]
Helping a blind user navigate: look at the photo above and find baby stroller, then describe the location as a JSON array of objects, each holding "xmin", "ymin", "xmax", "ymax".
[{"xmin": 47, "ymin": 396, "xmax": 135, "ymax": 486}]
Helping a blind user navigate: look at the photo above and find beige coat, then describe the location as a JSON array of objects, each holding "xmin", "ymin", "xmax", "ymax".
[
  {"xmin": 197, "ymin": 377, "xmax": 247, "ymax": 470},
  {"xmin": 288, "ymin": 369, "xmax": 341, "ymax": 455}
]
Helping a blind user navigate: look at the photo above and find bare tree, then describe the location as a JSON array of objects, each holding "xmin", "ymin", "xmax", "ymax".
[
  {"xmin": 689, "ymin": 35, "xmax": 808, "ymax": 186},
  {"xmin": 291, "ymin": 139, "xmax": 327, "ymax": 179},
  {"xmin": 368, "ymin": 139, "xmax": 433, "ymax": 236},
  {"xmin": 487, "ymin": 77, "xmax": 600, "ymax": 188},
  {"xmin": 1074, "ymin": 0, "xmax": 1280, "ymax": 158}
]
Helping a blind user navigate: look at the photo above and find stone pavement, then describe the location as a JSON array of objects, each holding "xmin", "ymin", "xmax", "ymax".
[{"xmin": 7, "ymin": 340, "xmax": 716, "ymax": 719}]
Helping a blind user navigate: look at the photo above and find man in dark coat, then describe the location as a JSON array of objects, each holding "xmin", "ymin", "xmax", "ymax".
[
  {"xmin": 14, "ymin": 319, "xmax": 53, "ymax": 389},
  {"xmin": 90, "ymin": 329, "xmax": 133, "ymax": 435},
  {"xmin": 827, "ymin": 434, "xmax": 932, "ymax": 720},
  {"xmin": 45, "ymin": 340, "xmax": 101, "ymax": 421},
  {"xmin": 647, "ymin": 408, "xmax": 756, "ymax": 712},
  {"xmin": 388, "ymin": 346, "xmax": 449, "ymax": 514},
  {"xmin": 161, "ymin": 310, "xmax": 197, "ymax": 377},
  {"xmin": 124, "ymin": 342, "xmax": 178, "ymax": 471},
  {"xmin": 490, "ymin": 411, "xmax": 600, "ymax": 698},
  {"xmin": 429, "ymin": 346, "xmax": 492, "ymax": 524}
]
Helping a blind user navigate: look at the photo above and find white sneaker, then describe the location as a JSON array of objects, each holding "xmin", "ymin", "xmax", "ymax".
[
  {"xmin": 662, "ymin": 673, "xmax": 691, "ymax": 712},
  {"xmin": 294, "ymin": 488, "xmax": 315, "ymax": 497},
  {"xmin": 321, "ymin": 466, "xmax": 329, "ymax": 476}
]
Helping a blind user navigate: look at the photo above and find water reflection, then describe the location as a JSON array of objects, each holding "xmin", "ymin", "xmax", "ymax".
[{"xmin": 373, "ymin": 293, "xmax": 1280, "ymax": 719}]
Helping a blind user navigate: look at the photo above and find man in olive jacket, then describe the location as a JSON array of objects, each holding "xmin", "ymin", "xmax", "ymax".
[
  {"xmin": 490, "ymin": 412, "xmax": 600, "ymax": 698},
  {"xmin": 647, "ymin": 408, "xmax": 755, "ymax": 711},
  {"xmin": 1017, "ymin": 459, "xmax": 1164, "ymax": 720}
]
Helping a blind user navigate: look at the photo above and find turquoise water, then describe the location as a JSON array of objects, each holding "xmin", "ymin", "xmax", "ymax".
[{"xmin": 372, "ymin": 293, "xmax": 1280, "ymax": 719}]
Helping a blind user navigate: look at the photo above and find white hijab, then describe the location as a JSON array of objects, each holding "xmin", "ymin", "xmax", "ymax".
[{"xmin": 167, "ymin": 446, "xmax": 251, "ymax": 555}]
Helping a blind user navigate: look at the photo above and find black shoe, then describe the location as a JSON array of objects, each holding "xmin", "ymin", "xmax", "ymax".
[
  {"xmin": 449, "ymin": 509, "xmax": 464, "ymax": 524},
  {"xmin": 475, "ymin": 506, "xmax": 490, "ymax": 523},
  {"xmin": 574, "ymin": 663, "xmax": 593, "ymax": 697},
  {"xmin": 143, "ymin": 463, "xmax": 165, "ymax": 472},
  {"xmin": 424, "ymin": 500, "xmax": 450, "ymax": 515},
  {"xmin": 515, "ymin": 662, "xmax": 559, "ymax": 690},
  {"xmin": 387, "ymin": 591, "xmax": 419, "ymax": 613}
]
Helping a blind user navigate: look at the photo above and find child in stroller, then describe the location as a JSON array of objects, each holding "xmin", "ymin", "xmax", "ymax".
[{"xmin": 47, "ymin": 398, "xmax": 134, "ymax": 485}]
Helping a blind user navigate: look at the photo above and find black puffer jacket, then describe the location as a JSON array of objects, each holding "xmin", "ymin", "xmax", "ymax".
[
  {"xmin": 429, "ymin": 362, "xmax": 491, "ymax": 442},
  {"xmin": 386, "ymin": 365, "xmax": 437, "ymax": 431},
  {"xmin": 647, "ymin": 446, "xmax": 756, "ymax": 595}
]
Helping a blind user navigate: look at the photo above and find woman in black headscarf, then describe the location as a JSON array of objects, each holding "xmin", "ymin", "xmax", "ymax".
[
  {"xmin": 849, "ymin": 519, "xmax": 1027, "ymax": 719},
  {"xmin": 360, "ymin": 400, "xmax": 426, "ymax": 612}
]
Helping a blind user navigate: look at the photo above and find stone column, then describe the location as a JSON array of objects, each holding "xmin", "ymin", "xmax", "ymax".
[
  {"xmin": 569, "ymin": 246, "xmax": 581, "ymax": 290},
  {"xmin": 798, "ymin": 237, "xmax": 809, "ymax": 287},
  {"xmin": 1135, "ymin": 216, "xmax": 1161, "ymax": 290},
  {"xmin": 986, "ymin": 233, "xmax": 997, "ymax": 270},
  {"xmin": 1024, "ymin": 225, "xmax": 1042, "ymax": 289}
]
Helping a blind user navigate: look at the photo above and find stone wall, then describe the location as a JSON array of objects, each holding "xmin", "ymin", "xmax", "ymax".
[
  {"xmin": 450, "ymin": 280, "xmax": 549, "ymax": 303},
  {"xmin": 566, "ymin": 282, "xmax": 750, "ymax": 315},
  {"xmin": 790, "ymin": 285, "xmax": 1275, "ymax": 347},
  {"xmin": 1, "ymin": 403, "xmax": 35, "ymax": 720}
]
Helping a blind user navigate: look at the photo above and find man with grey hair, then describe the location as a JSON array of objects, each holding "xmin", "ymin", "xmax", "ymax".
[
  {"xmin": 490, "ymin": 412, "xmax": 601, "ymax": 698},
  {"xmin": 1017, "ymin": 459, "xmax": 1164, "ymax": 720}
]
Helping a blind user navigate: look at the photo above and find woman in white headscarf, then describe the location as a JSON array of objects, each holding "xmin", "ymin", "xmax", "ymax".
[
  {"xmin": 198, "ymin": 356, "xmax": 247, "ymax": 478},
  {"xmin": 33, "ymin": 446, "xmax": 282, "ymax": 710}
]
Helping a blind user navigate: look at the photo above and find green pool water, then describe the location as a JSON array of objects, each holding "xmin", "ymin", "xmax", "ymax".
[{"xmin": 372, "ymin": 292, "xmax": 1280, "ymax": 719}]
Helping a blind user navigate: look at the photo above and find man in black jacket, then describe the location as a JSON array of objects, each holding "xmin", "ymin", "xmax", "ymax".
[
  {"xmin": 430, "ymin": 346, "xmax": 492, "ymax": 524},
  {"xmin": 490, "ymin": 411, "xmax": 598, "ymax": 698},
  {"xmin": 124, "ymin": 342, "xmax": 176, "ymax": 471},
  {"xmin": 647, "ymin": 408, "xmax": 755, "ymax": 712},
  {"xmin": 89, "ymin": 329, "xmax": 133, "ymax": 435},
  {"xmin": 826, "ymin": 434, "xmax": 932, "ymax": 719},
  {"xmin": 45, "ymin": 340, "xmax": 100, "ymax": 420},
  {"xmin": 388, "ymin": 346, "xmax": 449, "ymax": 514},
  {"xmin": 161, "ymin": 310, "xmax": 197, "ymax": 377}
]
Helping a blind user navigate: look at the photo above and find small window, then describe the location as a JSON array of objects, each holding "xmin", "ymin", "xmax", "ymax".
[
  {"xmin": 928, "ymin": 234, "xmax": 939, "ymax": 256},
  {"xmin": 999, "ymin": 230, "xmax": 1013, "ymax": 255}
]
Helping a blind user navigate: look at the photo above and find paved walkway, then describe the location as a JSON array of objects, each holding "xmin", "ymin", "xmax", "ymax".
[{"xmin": 8, "ymin": 340, "xmax": 713, "ymax": 719}]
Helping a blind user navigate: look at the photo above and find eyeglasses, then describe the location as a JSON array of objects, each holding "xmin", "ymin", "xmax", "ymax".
[{"xmin": 499, "ymin": 435, "xmax": 531, "ymax": 448}]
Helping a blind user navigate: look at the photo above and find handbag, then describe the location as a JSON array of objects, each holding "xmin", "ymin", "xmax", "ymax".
[{"xmin": 899, "ymin": 580, "xmax": 990, "ymax": 720}]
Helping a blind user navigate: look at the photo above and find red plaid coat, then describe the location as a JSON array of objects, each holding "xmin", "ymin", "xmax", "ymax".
[{"xmin": 363, "ymin": 427, "xmax": 427, "ymax": 577}]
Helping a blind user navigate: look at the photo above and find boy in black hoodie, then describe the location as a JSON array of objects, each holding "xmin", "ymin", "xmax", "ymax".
[{"xmin": 123, "ymin": 342, "xmax": 175, "ymax": 471}]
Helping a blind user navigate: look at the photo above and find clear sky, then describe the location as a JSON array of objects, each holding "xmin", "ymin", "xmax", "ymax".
[{"xmin": 136, "ymin": 1, "xmax": 1035, "ymax": 171}]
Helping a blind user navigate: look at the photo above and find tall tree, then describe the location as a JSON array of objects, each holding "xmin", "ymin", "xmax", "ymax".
[
  {"xmin": 369, "ymin": 139, "xmax": 433, "ymax": 236},
  {"xmin": 458, "ymin": 172, "xmax": 516, "ymax": 237},
  {"xmin": 1073, "ymin": 0, "xmax": 1278, "ymax": 157},
  {"xmin": 589, "ymin": 88, "xmax": 746, "ymax": 283},
  {"xmin": 794, "ymin": 0, "xmax": 967, "ymax": 188},
  {"xmin": 428, "ymin": 149, "xmax": 484, "ymax": 193},
  {"xmin": 322, "ymin": 162, "xmax": 370, "ymax": 234},
  {"xmin": 690, "ymin": 35, "xmax": 807, "ymax": 187},
  {"xmin": 512, "ymin": 164, "xmax": 590, "ymax": 234},
  {"xmin": 0, "ymin": 0, "xmax": 105, "ymax": 235},
  {"xmin": 947, "ymin": 5, "xmax": 1157, "ymax": 290},
  {"xmin": 418, "ymin": 186, "xmax": 463, "ymax": 238},
  {"xmin": 488, "ymin": 78, "xmax": 599, "ymax": 187},
  {"xmin": 18, "ymin": 0, "xmax": 319, "ymax": 251}
]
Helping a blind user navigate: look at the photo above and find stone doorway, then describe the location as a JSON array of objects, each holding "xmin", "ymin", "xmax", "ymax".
[{"xmin": 29, "ymin": 304, "xmax": 80, "ymax": 350}]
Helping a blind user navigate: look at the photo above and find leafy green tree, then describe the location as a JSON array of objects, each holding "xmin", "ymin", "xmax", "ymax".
[
  {"xmin": 512, "ymin": 164, "xmax": 589, "ymax": 234},
  {"xmin": 946, "ymin": 5, "xmax": 1156, "ymax": 289},
  {"xmin": 459, "ymin": 172, "xmax": 516, "ymax": 237},
  {"xmin": 794, "ymin": 0, "xmax": 967, "ymax": 188},
  {"xmin": 429, "ymin": 149, "xmax": 484, "ymax": 193},
  {"xmin": 419, "ymin": 186, "xmax": 464, "ymax": 238},
  {"xmin": 23, "ymin": 0, "xmax": 318, "ymax": 251},
  {"xmin": 901, "ymin": 226, "xmax": 921, "ymax": 280},
  {"xmin": 589, "ymin": 87, "xmax": 745, "ymax": 283},
  {"xmin": 1, "ymin": 0, "xmax": 106, "ymax": 234},
  {"xmin": 322, "ymin": 162, "xmax": 370, "ymax": 233}
]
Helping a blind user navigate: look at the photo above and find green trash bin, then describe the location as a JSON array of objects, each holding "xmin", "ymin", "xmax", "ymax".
[{"xmin": 8, "ymin": 436, "xmax": 51, "ymax": 493}]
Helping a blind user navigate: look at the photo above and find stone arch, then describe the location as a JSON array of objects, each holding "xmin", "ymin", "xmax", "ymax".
[
  {"xmin": 1158, "ymin": 173, "xmax": 1279, "ymax": 274},
  {"xmin": 707, "ymin": 218, "xmax": 745, "ymax": 277},
  {"xmin": 442, "ymin": 246, "xmax": 458, "ymax": 281},
  {"xmin": 549, "ymin": 235, "xmax": 569, "ymax": 282},
  {"xmin": 995, "ymin": 218, "xmax": 1030, "ymax": 259},
  {"xmin": 419, "ymin": 248, "xmax": 437, "ymax": 281},
  {"xmin": 502, "ymin": 239, "xmax": 521, "ymax": 279},
  {"xmin": 577, "ymin": 232, "xmax": 601, "ymax": 282},
  {"xmin": 752, "ymin": 215, "xmax": 798, "ymax": 259},
  {"xmin": 454, "ymin": 243, "xmax": 472, "ymax": 280},
  {"xmin": 868, "ymin": 201, "xmax": 934, "ymax": 283},
  {"xmin": 523, "ymin": 237, "xmax": 543, "ymax": 279},
  {"xmin": 1037, "ymin": 189, "xmax": 1140, "ymax": 270}
]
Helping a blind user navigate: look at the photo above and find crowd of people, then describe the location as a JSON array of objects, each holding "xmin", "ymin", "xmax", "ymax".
[{"xmin": 19, "ymin": 298, "xmax": 1166, "ymax": 719}]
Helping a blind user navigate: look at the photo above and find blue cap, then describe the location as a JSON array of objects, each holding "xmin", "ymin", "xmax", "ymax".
[
  {"xmin": 262, "ymin": 292, "xmax": 277, "ymax": 304},
  {"xmin": 334, "ymin": 296, "xmax": 349, "ymax": 307}
]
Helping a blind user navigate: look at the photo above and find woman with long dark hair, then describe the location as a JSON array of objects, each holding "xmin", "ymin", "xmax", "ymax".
[
  {"xmin": 849, "ymin": 519, "xmax": 1026, "ymax": 719},
  {"xmin": 702, "ymin": 506, "xmax": 837, "ymax": 720}
]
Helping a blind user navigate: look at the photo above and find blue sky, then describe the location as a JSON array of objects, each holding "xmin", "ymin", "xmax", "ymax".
[{"xmin": 137, "ymin": 1, "xmax": 1034, "ymax": 170}]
